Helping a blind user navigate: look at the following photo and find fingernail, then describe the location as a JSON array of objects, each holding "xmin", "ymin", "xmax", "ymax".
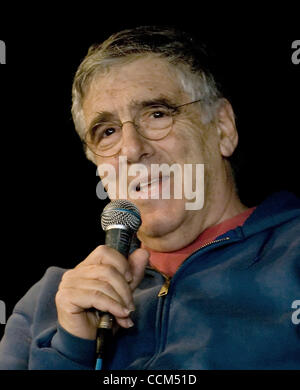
[
  {"xmin": 126, "ymin": 318, "xmax": 134, "ymax": 328},
  {"xmin": 123, "ymin": 308, "xmax": 131, "ymax": 316},
  {"xmin": 125, "ymin": 271, "xmax": 133, "ymax": 282},
  {"xmin": 128, "ymin": 302, "xmax": 135, "ymax": 312}
]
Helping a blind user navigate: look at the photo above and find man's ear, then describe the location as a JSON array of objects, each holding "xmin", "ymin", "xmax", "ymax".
[{"xmin": 216, "ymin": 99, "xmax": 238, "ymax": 157}]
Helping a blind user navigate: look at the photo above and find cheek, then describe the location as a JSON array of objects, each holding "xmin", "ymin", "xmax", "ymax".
[
  {"xmin": 168, "ymin": 117, "xmax": 222, "ymax": 199},
  {"xmin": 96, "ymin": 157, "xmax": 121, "ymax": 196},
  {"xmin": 182, "ymin": 114, "xmax": 220, "ymax": 162},
  {"xmin": 170, "ymin": 116, "xmax": 208, "ymax": 163}
]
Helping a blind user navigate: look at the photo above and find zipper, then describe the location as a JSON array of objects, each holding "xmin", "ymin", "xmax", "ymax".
[
  {"xmin": 146, "ymin": 265, "xmax": 171, "ymax": 297},
  {"xmin": 158, "ymin": 276, "xmax": 171, "ymax": 297},
  {"xmin": 152, "ymin": 236, "xmax": 231, "ymax": 297},
  {"xmin": 143, "ymin": 235, "xmax": 232, "ymax": 369}
]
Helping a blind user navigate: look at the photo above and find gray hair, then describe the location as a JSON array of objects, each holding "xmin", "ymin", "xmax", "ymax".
[{"xmin": 71, "ymin": 26, "xmax": 224, "ymax": 162}]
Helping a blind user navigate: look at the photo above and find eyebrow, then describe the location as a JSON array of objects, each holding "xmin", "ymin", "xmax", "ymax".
[
  {"xmin": 138, "ymin": 97, "xmax": 177, "ymax": 110},
  {"xmin": 87, "ymin": 96, "xmax": 178, "ymax": 134}
]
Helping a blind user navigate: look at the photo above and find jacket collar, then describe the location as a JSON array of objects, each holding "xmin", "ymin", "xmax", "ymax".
[{"xmin": 240, "ymin": 191, "xmax": 300, "ymax": 238}]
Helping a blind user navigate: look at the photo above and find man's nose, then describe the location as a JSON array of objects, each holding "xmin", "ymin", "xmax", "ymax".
[{"xmin": 120, "ymin": 121, "xmax": 152, "ymax": 163}]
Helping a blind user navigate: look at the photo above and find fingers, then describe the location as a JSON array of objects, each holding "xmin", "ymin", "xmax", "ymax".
[
  {"xmin": 56, "ymin": 287, "xmax": 132, "ymax": 320},
  {"xmin": 56, "ymin": 244, "xmax": 149, "ymax": 339},
  {"xmin": 116, "ymin": 316, "xmax": 134, "ymax": 328},
  {"xmin": 128, "ymin": 248, "xmax": 150, "ymax": 290},
  {"xmin": 76, "ymin": 245, "xmax": 131, "ymax": 277},
  {"xmin": 61, "ymin": 269, "xmax": 134, "ymax": 311},
  {"xmin": 73, "ymin": 245, "xmax": 149, "ymax": 298},
  {"xmin": 61, "ymin": 277, "xmax": 126, "ymax": 307}
]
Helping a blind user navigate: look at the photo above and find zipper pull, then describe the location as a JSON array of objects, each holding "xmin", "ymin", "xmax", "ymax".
[
  {"xmin": 154, "ymin": 236, "xmax": 231, "ymax": 298},
  {"xmin": 158, "ymin": 277, "xmax": 171, "ymax": 297},
  {"xmin": 147, "ymin": 265, "xmax": 172, "ymax": 297}
]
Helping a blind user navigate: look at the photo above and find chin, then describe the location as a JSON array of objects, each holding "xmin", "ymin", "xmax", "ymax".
[{"xmin": 137, "ymin": 198, "xmax": 185, "ymax": 238}]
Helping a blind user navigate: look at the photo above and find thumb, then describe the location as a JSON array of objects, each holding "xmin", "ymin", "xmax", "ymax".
[{"xmin": 128, "ymin": 248, "xmax": 150, "ymax": 291}]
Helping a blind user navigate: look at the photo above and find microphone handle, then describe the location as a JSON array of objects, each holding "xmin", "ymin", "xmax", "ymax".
[
  {"xmin": 105, "ymin": 228, "xmax": 133, "ymax": 258},
  {"xmin": 95, "ymin": 227, "xmax": 134, "ymax": 368}
]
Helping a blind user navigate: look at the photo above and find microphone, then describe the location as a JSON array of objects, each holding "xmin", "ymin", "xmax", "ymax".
[
  {"xmin": 101, "ymin": 199, "xmax": 142, "ymax": 257},
  {"xmin": 95, "ymin": 200, "xmax": 142, "ymax": 370}
]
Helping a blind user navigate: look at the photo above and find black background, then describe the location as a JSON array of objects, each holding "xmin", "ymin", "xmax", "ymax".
[{"xmin": 0, "ymin": 4, "xmax": 299, "ymax": 367}]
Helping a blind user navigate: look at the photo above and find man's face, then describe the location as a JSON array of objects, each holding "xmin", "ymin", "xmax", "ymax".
[{"xmin": 82, "ymin": 56, "xmax": 226, "ymax": 250}]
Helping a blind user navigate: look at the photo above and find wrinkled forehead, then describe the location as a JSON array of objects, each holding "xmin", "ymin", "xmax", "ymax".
[{"xmin": 82, "ymin": 57, "xmax": 186, "ymax": 118}]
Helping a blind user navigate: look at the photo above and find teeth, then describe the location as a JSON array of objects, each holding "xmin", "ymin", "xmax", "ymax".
[
  {"xmin": 135, "ymin": 178, "xmax": 160, "ymax": 192},
  {"xmin": 141, "ymin": 178, "xmax": 159, "ymax": 189}
]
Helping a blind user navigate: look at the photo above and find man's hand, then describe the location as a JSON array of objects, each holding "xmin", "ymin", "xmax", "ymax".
[{"xmin": 55, "ymin": 246, "xmax": 149, "ymax": 340}]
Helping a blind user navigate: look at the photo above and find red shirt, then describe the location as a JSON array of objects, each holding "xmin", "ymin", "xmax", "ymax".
[{"xmin": 144, "ymin": 207, "xmax": 256, "ymax": 277}]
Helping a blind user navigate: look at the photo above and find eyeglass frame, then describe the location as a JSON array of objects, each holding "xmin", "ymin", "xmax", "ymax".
[{"xmin": 83, "ymin": 98, "xmax": 203, "ymax": 157}]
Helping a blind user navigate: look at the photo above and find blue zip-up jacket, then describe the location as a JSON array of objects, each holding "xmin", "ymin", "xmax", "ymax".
[{"xmin": 0, "ymin": 191, "xmax": 299, "ymax": 370}]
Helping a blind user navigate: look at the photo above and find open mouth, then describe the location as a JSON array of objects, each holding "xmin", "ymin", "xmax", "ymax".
[
  {"xmin": 129, "ymin": 172, "xmax": 170, "ymax": 199},
  {"xmin": 135, "ymin": 176, "xmax": 161, "ymax": 192}
]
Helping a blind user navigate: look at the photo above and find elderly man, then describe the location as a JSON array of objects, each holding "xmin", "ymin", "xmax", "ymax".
[{"xmin": 0, "ymin": 26, "xmax": 299, "ymax": 370}]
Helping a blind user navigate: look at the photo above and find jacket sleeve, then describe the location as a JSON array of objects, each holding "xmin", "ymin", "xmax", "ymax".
[{"xmin": 0, "ymin": 267, "xmax": 97, "ymax": 370}]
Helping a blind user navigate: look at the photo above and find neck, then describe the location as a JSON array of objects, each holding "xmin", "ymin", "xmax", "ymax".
[{"xmin": 139, "ymin": 165, "xmax": 248, "ymax": 252}]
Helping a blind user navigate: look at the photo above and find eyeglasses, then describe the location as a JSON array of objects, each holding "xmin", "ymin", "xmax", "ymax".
[{"xmin": 84, "ymin": 98, "xmax": 203, "ymax": 157}]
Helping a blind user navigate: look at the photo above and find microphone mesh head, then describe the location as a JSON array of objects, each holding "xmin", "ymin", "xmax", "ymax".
[{"xmin": 101, "ymin": 200, "xmax": 141, "ymax": 232}]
